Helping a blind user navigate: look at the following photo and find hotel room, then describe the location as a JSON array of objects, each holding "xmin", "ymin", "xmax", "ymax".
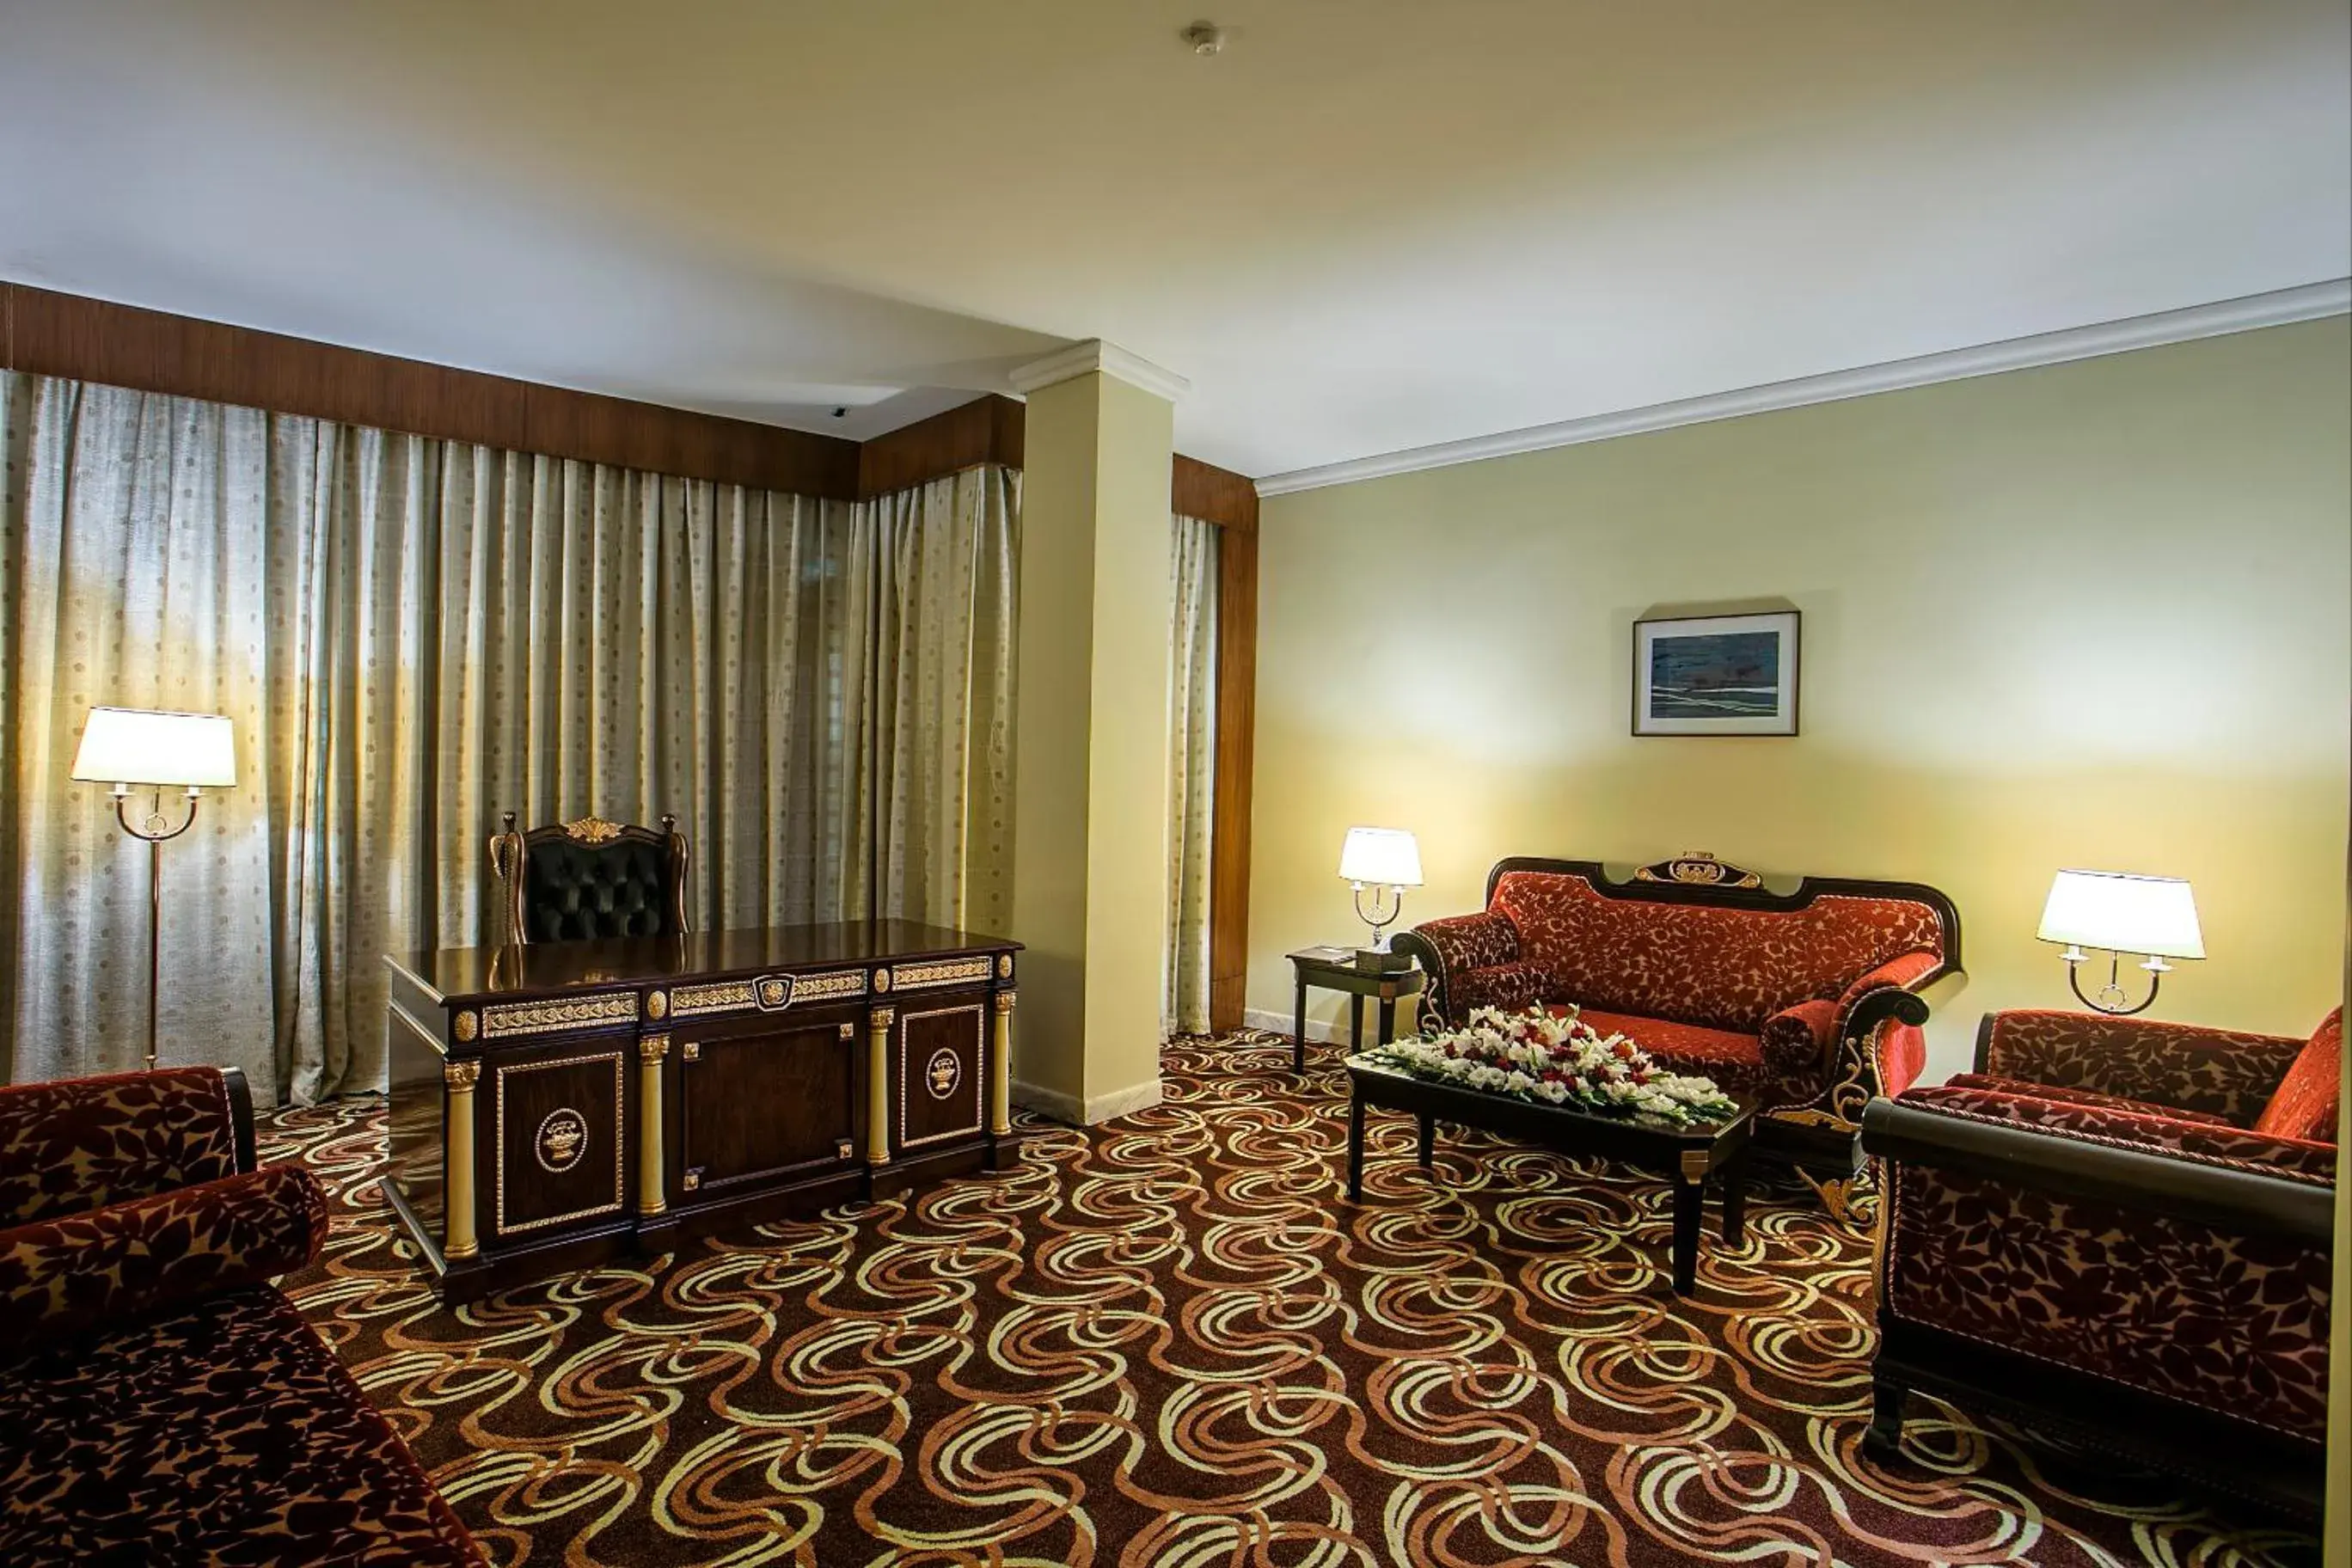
[{"xmin": 1, "ymin": 3, "xmax": 2346, "ymax": 1564}]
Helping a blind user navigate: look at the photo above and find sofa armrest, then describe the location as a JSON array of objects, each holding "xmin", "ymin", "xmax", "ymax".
[
  {"xmin": 0, "ymin": 1067, "xmax": 254, "ymax": 1228},
  {"xmin": 1393, "ymin": 912, "xmax": 1522, "ymax": 1025},
  {"xmin": 1864, "ymin": 1087, "xmax": 2334, "ymax": 1240},
  {"xmin": 1864, "ymin": 1088, "xmax": 2331, "ymax": 1443},
  {"xmin": 1974, "ymin": 1010, "xmax": 2306, "ymax": 1124},
  {"xmin": 0, "ymin": 1162, "xmax": 327, "ymax": 1351}
]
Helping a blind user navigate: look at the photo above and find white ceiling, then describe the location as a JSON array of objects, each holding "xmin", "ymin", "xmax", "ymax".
[{"xmin": 3, "ymin": 1, "xmax": 2346, "ymax": 478}]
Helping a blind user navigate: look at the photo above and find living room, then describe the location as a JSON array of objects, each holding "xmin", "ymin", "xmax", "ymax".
[{"xmin": 2, "ymin": 3, "xmax": 2347, "ymax": 1566}]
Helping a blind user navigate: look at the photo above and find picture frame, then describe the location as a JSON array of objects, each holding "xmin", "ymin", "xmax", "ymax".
[{"xmin": 1632, "ymin": 609, "xmax": 1801, "ymax": 736}]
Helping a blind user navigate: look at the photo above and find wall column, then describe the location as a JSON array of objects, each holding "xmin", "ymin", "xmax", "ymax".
[{"xmin": 1008, "ymin": 340, "xmax": 1185, "ymax": 1124}]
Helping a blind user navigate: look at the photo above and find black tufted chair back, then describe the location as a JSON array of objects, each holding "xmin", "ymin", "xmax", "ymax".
[{"xmin": 488, "ymin": 812, "xmax": 690, "ymax": 946}]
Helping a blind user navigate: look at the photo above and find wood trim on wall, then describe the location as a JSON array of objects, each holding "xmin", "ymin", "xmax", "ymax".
[
  {"xmin": 1173, "ymin": 453, "xmax": 1259, "ymax": 532},
  {"xmin": 855, "ymin": 395, "xmax": 1025, "ymax": 500},
  {"xmin": 4, "ymin": 282, "xmax": 1261, "ymax": 1020},
  {"xmin": 1208, "ymin": 522, "xmax": 1259, "ymax": 1032},
  {"xmin": 0, "ymin": 282, "xmax": 861, "ymax": 499}
]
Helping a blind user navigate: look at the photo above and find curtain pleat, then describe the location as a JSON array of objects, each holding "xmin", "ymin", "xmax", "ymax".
[
  {"xmin": 1165, "ymin": 513, "xmax": 1219, "ymax": 1035},
  {"xmin": 0, "ymin": 372, "xmax": 1019, "ymax": 1105}
]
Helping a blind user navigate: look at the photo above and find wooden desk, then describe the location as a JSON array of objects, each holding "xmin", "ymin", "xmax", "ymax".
[{"xmin": 382, "ymin": 922, "xmax": 1020, "ymax": 1301}]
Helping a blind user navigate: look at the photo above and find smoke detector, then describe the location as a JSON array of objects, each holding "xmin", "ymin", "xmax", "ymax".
[{"xmin": 1181, "ymin": 21, "xmax": 1226, "ymax": 56}]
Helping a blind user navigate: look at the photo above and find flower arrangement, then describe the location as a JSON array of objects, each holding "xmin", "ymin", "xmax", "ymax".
[{"xmin": 1362, "ymin": 1005, "xmax": 1739, "ymax": 1127}]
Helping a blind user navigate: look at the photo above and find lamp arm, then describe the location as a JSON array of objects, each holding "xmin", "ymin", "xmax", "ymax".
[
  {"xmin": 111, "ymin": 786, "xmax": 202, "ymax": 844},
  {"xmin": 2062, "ymin": 947, "xmax": 2160, "ymax": 1017},
  {"xmin": 1351, "ymin": 883, "xmax": 1405, "ymax": 946}
]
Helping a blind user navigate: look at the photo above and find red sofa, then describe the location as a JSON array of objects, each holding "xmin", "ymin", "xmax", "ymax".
[
  {"xmin": 1395, "ymin": 854, "xmax": 1959, "ymax": 1191},
  {"xmin": 1861, "ymin": 1007, "xmax": 2339, "ymax": 1519},
  {"xmin": 0, "ymin": 1066, "xmax": 483, "ymax": 1566}
]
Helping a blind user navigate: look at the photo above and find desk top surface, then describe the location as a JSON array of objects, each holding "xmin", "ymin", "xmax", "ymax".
[{"xmin": 389, "ymin": 921, "xmax": 1019, "ymax": 1003}]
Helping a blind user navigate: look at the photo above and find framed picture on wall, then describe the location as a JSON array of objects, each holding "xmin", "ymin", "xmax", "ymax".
[{"xmin": 1632, "ymin": 610, "xmax": 1801, "ymax": 736}]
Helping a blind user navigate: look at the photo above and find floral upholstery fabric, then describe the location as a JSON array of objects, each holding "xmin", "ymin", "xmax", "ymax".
[
  {"xmin": 1409, "ymin": 912, "xmax": 1522, "ymax": 1017},
  {"xmin": 1573, "ymin": 1008, "xmax": 1768, "ymax": 1097},
  {"xmin": 1942, "ymin": 1073, "xmax": 2233, "ymax": 1126},
  {"xmin": 0, "ymin": 1163, "xmax": 327, "ymax": 1351},
  {"xmin": 1452, "ymin": 960, "xmax": 1550, "ymax": 1018},
  {"xmin": 1759, "ymin": 999, "xmax": 1837, "ymax": 1109},
  {"xmin": 1977, "ymin": 1010, "xmax": 2305, "ymax": 1126},
  {"xmin": 0, "ymin": 1068, "xmax": 240, "ymax": 1226},
  {"xmin": 1487, "ymin": 871, "xmax": 1945, "ymax": 1033},
  {"xmin": 0, "ymin": 1285, "xmax": 485, "ymax": 1566},
  {"xmin": 2252, "ymin": 1008, "xmax": 2343, "ymax": 1144},
  {"xmin": 1901, "ymin": 1082, "xmax": 2337, "ymax": 1187},
  {"xmin": 1883, "ymin": 1150, "xmax": 2331, "ymax": 1442}
]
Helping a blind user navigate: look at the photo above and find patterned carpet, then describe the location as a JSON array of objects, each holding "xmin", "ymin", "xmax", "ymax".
[{"xmin": 266, "ymin": 1032, "xmax": 2316, "ymax": 1567}]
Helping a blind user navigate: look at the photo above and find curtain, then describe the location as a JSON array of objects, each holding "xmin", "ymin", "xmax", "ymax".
[
  {"xmin": 0, "ymin": 372, "xmax": 1018, "ymax": 1104},
  {"xmin": 870, "ymin": 468, "xmax": 1020, "ymax": 933},
  {"xmin": 1164, "ymin": 514, "xmax": 1219, "ymax": 1035}
]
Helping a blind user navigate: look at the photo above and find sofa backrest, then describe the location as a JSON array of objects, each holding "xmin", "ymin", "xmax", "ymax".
[{"xmin": 1490, "ymin": 867, "xmax": 1948, "ymax": 1033}]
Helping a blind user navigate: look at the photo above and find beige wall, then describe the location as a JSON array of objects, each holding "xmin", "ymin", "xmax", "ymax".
[{"xmin": 1249, "ymin": 319, "xmax": 2350, "ymax": 1081}]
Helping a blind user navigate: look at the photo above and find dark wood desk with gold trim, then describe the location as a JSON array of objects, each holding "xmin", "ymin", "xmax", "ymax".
[{"xmin": 382, "ymin": 922, "xmax": 1021, "ymax": 1301}]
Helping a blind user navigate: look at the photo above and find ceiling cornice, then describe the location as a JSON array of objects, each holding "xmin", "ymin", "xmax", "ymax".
[
  {"xmin": 1255, "ymin": 279, "xmax": 2352, "ymax": 497},
  {"xmin": 1009, "ymin": 338, "xmax": 1191, "ymax": 404}
]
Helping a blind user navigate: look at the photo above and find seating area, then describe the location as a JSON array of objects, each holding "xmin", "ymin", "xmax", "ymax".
[
  {"xmin": 1399, "ymin": 854, "xmax": 1958, "ymax": 1203},
  {"xmin": 2, "ymin": 7, "xmax": 2346, "ymax": 1564},
  {"xmin": 1863, "ymin": 1008, "xmax": 2342, "ymax": 1518},
  {"xmin": 0, "ymin": 1069, "xmax": 481, "ymax": 1565}
]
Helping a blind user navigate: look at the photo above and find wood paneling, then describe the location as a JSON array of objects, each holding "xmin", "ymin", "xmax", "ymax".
[
  {"xmin": 855, "ymin": 395, "xmax": 1024, "ymax": 499},
  {"xmin": 1209, "ymin": 524, "xmax": 1259, "ymax": 1032},
  {"xmin": 0, "ymin": 282, "xmax": 861, "ymax": 499},
  {"xmin": 1173, "ymin": 453, "xmax": 1259, "ymax": 532},
  {"xmin": 6, "ymin": 283, "xmax": 1263, "ymax": 1017}
]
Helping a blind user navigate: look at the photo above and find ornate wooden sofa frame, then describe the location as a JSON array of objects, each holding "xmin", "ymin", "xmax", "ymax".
[{"xmin": 1393, "ymin": 853, "xmax": 1962, "ymax": 1210}]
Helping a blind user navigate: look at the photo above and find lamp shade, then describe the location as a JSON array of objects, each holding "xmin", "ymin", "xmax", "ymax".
[
  {"xmin": 70, "ymin": 707, "xmax": 238, "ymax": 788},
  {"xmin": 1338, "ymin": 827, "xmax": 1423, "ymax": 887},
  {"xmin": 2036, "ymin": 869, "xmax": 2203, "ymax": 960}
]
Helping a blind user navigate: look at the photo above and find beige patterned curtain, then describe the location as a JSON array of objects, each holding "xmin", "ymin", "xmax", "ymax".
[
  {"xmin": 0, "ymin": 372, "xmax": 1019, "ymax": 1104},
  {"xmin": 1165, "ymin": 513, "xmax": 1219, "ymax": 1035},
  {"xmin": 870, "ymin": 467, "xmax": 1020, "ymax": 934}
]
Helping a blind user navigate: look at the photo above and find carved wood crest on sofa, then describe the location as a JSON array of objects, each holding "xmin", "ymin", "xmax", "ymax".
[{"xmin": 1393, "ymin": 852, "xmax": 1962, "ymax": 1210}]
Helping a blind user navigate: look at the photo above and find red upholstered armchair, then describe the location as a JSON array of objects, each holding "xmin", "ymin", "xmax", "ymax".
[
  {"xmin": 1393, "ymin": 854, "xmax": 1960, "ymax": 1202},
  {"xmin": 1859, "ymin": 1008, "xmax": 2339, "ymax": 1520},
  {"xmin": 0, "ymin": 1067, "xmax": 484, "ymax": 1566}
]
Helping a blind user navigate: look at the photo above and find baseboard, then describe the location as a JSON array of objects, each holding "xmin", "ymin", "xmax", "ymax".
[
  {"xmin": 1086, "ymin": 1078, "xmax": 1164, "ymax": 1123},
  {"xmin": 1243, "ymin": 1007, "xmax": 1348, "ymax": 1044},
  {"xmin": 1011, "ymin": 1075, "xmax": 1165, "ymax": 1126},
  {"xmin": 1010, "ymin": 1077, "xmax": 1081, "ymax": 1124}
]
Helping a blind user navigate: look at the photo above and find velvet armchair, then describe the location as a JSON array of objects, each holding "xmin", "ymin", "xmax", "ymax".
[
  {"xmin": 1860, "ymin": 1007, "xmax": 2339, "ymax": 1520},
  {"xmin": 0, "ymin": 1066, "xmax": 483, "ymax": 1565}
]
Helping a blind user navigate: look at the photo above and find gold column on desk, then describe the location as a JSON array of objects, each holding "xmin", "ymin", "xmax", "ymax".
[
  {"xmin": 443, "ymin": 1060, "xmax": 481, "ymax": 1259},
  {"xmin": 867, "ymin": 1007, "xmax": 896, "ymax": 1165},
  {"xmin": 637, "ymin": 1034, "xmax": 670, "ymax": 1215},
  {"xmin": 990, "ymin": 990, "xmax": 1017, "ymax": 1136},
  {"xmin": 69, "ymin": 707, "xmax": 239, "ymax": 1072}
]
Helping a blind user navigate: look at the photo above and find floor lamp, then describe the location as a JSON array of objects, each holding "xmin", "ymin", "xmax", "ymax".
[{"xmin": 69, "ymin": 707, "xmax": 238, "ymax": 1073}]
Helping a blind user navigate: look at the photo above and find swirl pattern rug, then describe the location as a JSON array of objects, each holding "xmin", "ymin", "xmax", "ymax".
[{"xmin": 266, "ymin": 1032, "xmax": 2313, "ymax": 1567}]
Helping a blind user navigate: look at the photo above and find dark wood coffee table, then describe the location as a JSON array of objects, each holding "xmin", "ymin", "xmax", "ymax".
[{"xmin": 1344, "ymin": 1055, "xmax": 1754, "ymax": 1296}]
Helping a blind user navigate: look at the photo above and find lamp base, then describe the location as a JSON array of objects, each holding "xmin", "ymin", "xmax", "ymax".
[{"xmin": 1354, "ymin": 946, "xmax": 1414, "ymax": 974}]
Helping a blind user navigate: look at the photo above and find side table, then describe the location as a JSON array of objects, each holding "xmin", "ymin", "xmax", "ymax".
[{"xmin": 1286, "ymin": 947, "xmax": 1426, "ymax": 1072}]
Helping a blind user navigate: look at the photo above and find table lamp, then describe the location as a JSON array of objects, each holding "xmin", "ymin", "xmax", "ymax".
[
  {"xmin": 70, "ymin": 707, "xmax": 238, "ymax": 1070},
  {"xmin": 2036, "ymin": 868, "xmax": 2202, "ymax": 1016},
  {"xmin": 1339, "ymin": 826, "xmax": 1423, "ymax": 971}
]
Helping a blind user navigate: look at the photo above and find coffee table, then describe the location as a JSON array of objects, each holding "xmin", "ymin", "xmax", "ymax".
[{"xmin": 1344, "ymin": 1054, "xmax": 1754, "ymax": 1296}]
